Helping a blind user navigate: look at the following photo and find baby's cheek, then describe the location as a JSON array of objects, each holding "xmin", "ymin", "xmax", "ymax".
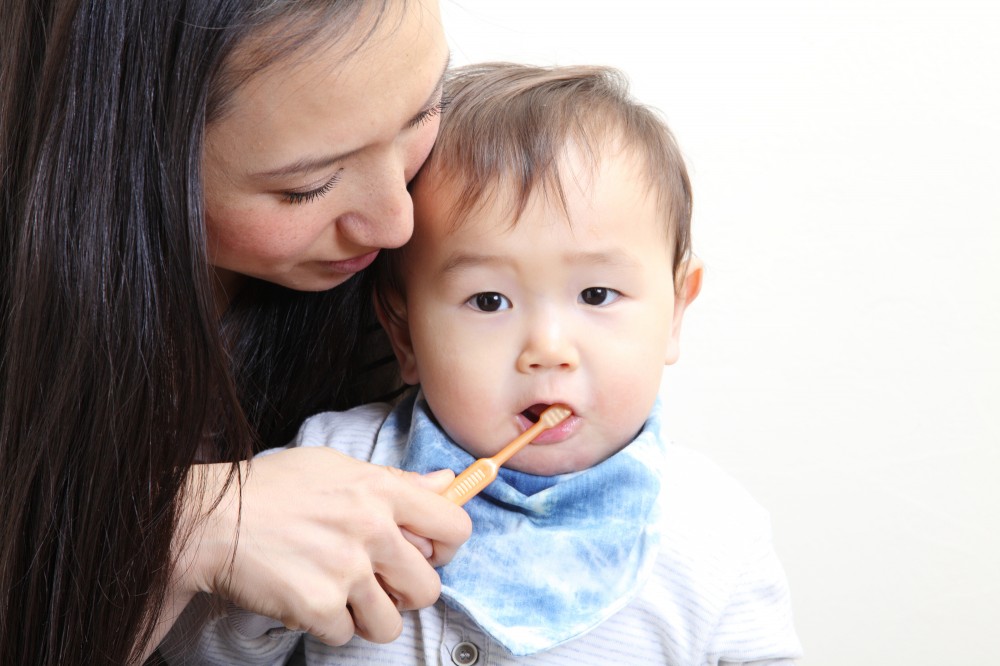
[
  {"xmin": 601, "ymin": 376, "xmax": 659, "ymax": 435},
  {"xmin": 422, "ymin": 381, "xmax": 494, "ymax": 455}
]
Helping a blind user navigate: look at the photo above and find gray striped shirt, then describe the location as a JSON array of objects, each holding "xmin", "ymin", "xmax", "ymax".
[{"xmin": 160, "ymin": 402, "xmax": 802, "ymax": 665}]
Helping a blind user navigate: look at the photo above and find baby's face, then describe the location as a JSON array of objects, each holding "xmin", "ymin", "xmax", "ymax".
[{"xmin": 392, "ymin": 146, "xmax": 696, "ymax": 475}]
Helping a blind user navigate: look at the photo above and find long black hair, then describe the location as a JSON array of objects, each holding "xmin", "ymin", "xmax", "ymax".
[{"xmin": 0, "ymin": 1, "xmax": 395, "ymax": 663}]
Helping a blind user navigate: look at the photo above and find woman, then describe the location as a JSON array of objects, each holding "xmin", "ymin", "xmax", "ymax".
[{"xmin": 0, "ymin": 1, "xmax": 471, "ymax": 663}]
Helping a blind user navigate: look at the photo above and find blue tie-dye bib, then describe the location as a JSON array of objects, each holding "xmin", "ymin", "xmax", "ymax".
[{"xmin": 379, "ymin": 391, "xmax": 666, "ymax": 656}]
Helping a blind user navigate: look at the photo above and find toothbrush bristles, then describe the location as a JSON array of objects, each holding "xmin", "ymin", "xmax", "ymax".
[{"xmin": 539, "ymin": 404, "xmax": 572, "ymax": 428}]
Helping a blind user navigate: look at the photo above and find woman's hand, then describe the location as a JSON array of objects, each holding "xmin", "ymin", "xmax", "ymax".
[{"xmin": 176, "ymin": 447, "xmax": 471, "ymax": 646}]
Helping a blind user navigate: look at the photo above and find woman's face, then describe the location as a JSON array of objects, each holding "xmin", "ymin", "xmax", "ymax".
[{"xmin": 203, "ymin": 0, "xmax": 448, "ymax": 298}]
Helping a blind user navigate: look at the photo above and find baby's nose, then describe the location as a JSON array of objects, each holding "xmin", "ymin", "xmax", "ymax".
[{"xmin": 515, "ymin": 317, "xmax": 580, "ymax": 373}]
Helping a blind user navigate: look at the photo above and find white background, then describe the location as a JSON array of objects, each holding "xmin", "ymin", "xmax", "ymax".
[{"xmin": 440, "ymin": 2, "xmax": 1000, "ymax": 664}]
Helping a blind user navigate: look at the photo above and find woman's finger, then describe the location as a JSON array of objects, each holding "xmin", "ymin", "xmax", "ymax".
[
  {"xmin": 384, "ymin": 467, "xmax": 472, "ymax": 567},
  {"xmin": 369, "ymin": 523, "xmax": 445, "ymax": 612},
  {"xmin": 345, "ymin": 574, "xmax": 404, "ymax": 644},
  {"xmin": 301, "ymin": 603, "xmax": 357, "ymax": 647},
  {"xmin": 399, "ymin": 526, "xmax": 434, "ymax": 559},
  {"xmin": 187, "ymin": 449, "xmax": 471, "ymax": 647}
]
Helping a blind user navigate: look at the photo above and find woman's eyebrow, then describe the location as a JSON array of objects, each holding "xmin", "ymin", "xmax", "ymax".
[
  {"xmin": 251, "ymin": 53, "xmax": 451, "ymax": 181},
  {"xmin": 252, "ymin": 148, "xmax": 361, "ymax": 180}
]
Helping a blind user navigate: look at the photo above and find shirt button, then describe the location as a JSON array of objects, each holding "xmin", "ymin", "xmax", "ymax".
[{"xmin": 451, "ymin": 640, "xmax": 480, "ymax": 665}]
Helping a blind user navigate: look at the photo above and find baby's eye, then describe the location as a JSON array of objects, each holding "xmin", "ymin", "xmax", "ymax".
[
  {"xmin": 579, "ymin": 287, "xmax": 622, "ymax": 306},
  {"xmin": 466, "ymin": 292, "xmax": 511, "ymax": 312}
]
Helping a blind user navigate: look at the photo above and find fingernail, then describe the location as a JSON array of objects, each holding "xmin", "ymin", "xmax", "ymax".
[{"xmin": 423, "ymin": 469, "xmax": 452, "ymax": 480}]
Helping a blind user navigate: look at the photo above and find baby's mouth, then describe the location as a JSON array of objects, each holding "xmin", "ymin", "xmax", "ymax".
[{"xmin": 520, "ymin": 403, "xmax": 551, "ymax": 424}]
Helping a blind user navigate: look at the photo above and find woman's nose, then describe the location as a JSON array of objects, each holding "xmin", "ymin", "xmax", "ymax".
[
  {"xmin": 515, "ymin": 315, "xmax": 580, "ymax": 373},
  {"xmin": 338, "ymin": 158, "xmax": 415, "ymax": 250}
]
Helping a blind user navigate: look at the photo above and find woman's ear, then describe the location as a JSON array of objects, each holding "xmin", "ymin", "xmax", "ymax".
[
  {"xmin": 664, "ymin": 257, "xmax": 704, "ymax": 366},
  {"xmin": 374, "ymin": 290, "xmax": 420, "ymax": 385}
]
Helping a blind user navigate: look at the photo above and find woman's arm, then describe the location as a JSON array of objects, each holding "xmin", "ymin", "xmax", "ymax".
[{"xmin": 144, "ymin": 450, "xmax": 470, "ymax": 662}]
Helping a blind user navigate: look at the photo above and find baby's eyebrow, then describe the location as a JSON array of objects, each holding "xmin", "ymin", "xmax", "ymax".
[
  {"xmin": 440, "ymin": 248, "xmax": 641, "ymax": 274},
  {"xmin": 440, "ymin": 252, "xmax": 508, "ymax": 274},
  {"xmin": 563, "ymin": 249, "xmax": 642, "ymax": 268}
]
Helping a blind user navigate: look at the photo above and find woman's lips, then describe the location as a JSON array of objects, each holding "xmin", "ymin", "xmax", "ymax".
[{"xmin": 324, "ymin": 250, "xmax": 379, "ymax": 275}]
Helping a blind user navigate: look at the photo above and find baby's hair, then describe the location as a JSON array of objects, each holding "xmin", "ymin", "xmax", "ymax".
[
  {"xmin": 427, "ymin": 62, "xmax": 690, "ymax": 278},
  {"xmin": 376, "ymin": 63, "xmax": 693, "ymax": 324}
]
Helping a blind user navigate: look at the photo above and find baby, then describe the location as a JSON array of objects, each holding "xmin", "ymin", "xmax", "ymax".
[{"xmin": 163, "ymin": 63, "xmax": 802, "ymax": 665}]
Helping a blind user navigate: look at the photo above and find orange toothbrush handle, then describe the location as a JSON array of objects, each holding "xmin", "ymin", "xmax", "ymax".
[
  {"xmin": 442, "ymin": 404, "xmax": 572, "ymax": 506},
  {"xmin": 442, "ymin": 458, "xmax": 501, "ymax": 506}
]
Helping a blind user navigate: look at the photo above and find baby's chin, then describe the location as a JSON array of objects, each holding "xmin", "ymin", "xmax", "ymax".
[{"xmin": 503, "ymin": 443, "xmax": 624, "ymax": 477}]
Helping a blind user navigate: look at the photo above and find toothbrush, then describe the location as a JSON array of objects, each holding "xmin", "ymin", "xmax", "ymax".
[{"xmin": 442, "ymin": 404, "xmax": 573, "ymax": 506}]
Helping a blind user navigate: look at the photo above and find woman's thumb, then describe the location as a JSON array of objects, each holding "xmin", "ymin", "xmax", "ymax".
[{"xmin": 390, "ymin": 467, "xmax": 455, "ymax": 493}]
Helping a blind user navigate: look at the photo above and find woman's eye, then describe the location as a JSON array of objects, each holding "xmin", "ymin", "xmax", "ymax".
[
  {"xmin": 409, "ymin": 95, "xmax": 451, "ymax": 128},
  {"xmin": 579, "ymin": 287, "xmax": 621, "ymax": 306},
  {"xmin": 466, "ymin": 292, "xmax": 511, "ymax": 312},
  {"xmin": 282, "ymin": 169, "xmax": 343, "ymax": 205}
]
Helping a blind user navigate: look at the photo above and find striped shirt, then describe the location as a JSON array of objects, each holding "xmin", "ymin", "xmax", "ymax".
[{"xmin": 160, "ymin": 402, "xmax": 802, "ymax": 665}]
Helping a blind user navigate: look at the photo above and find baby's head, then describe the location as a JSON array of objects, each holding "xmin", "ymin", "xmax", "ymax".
[{"xmin": 377, "ymin": 63, "xmax": 702, "ymax": 475}]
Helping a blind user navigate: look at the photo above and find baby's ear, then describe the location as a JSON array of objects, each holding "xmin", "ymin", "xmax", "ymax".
[
  {"xmin": 664, "ymin": 257, "xmax": 704, "ymax": 366},
  {"xmin": 374, "ymin": 289, "xmax": 420, "ymax": 385}
]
